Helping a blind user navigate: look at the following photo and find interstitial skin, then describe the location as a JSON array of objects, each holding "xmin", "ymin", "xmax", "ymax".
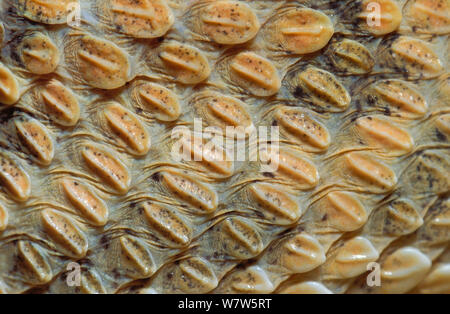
[{"xmin": 0, "ymin": 0, "xmax": 448, "ymax": 294}]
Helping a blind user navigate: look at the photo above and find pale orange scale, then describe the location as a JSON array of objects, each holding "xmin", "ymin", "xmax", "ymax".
[
  {"xmin": 77, "ymin": 35, "xmax": 129, "ymax": 89},
  {"xmin": 345, "ymin": 152, "xmax": 397, "ymax": 191},
  {"xmin": 323, "ymin": 191, "xmax": 368, "ymax": 232},
  {"xmin": 18, "ymin": 241, "xmax": 53, "ymax": 284},
  {"xmin": 223, "ymin": 217, "xmax": 264, "ymax": 256},
  {"xmin": 160, "ymin": 170, "xmax": 218, "ymax": 213},
  {"xmin": 324, "ymin": 236, "xmax": 378, "ymax": 279},
  {"xmin": 373, "ymin": 80, "xmax": 427, "ymax": 117},
  {"xmin": 281, "ymin": 233, "xmax": 326, "ymax": 274},
  {"xmin": 379, "ymin": 247, "xmax": 431, "ymax": 294},
  {"xmin": 231, "ymin": 266, "xmax": 273, "ymax": 293},
  {"xmin": 0, "ymin": 63, "xmax": 20, "ymax": 106},
  {"xmin": 405, "ymin": 0, "xmax": 450, "ymax": 34},
  {"xmin": 137, "ymin": 83, "xmax": 180, "ymax": 121},
  {"xmin": 358, "ymin": 0, "xmax": 402, "ymax": 35},
  {"xmin": 15, "ymin": 117, "xmax": 54, "ymax": 165},
  {"xmin": 104, "ymin": 102, "xmax": 150, "ymax": 156},
  {"xmin": 275, "ymin": 107, "xmax": 330, "ymax": 150},
  {"xmin": 230, "ymin": 52, "xmax": 281, "ymax": 97},
  {"xmin": 120, "ymin": 235, "xmax": 155, "ymax": 278},
  {"xmin": 41, "ymin": 208, "xmax": 88, "ymax": 258},
  {"xmin": 110, "ymin": 0, "xmax": 174, "ymax": 38},
  {"xmin": 20, "ymin": 33, "xmax": 59, "ymax": 75},
  {"xmin": 179, "ymin": 135, "xmax": 233, "ymax": 176},
  {"xmin": 0, "ymin": 155, "xmax": 31, "ymax": 202},
  {"xmin": 206, "ymin": 95, "xmax": 252, "ymax": 130},
  {"xmin": 178, "ymin": 257, "xmax": 218, "ymax": 293},
  {"xmin": 0, "ymin": 204, "xmax": 8, "ymax": 232},
  {"xmin": 298, "ymin": 66, "xmax": 351, "ymax": 110},
  {"xmin": 271, "ymin": 149, "xmax": 319, "ymax": 188},
  {"xmin": 249, "ymin": 182, "xmax": 301, "ymax": 224},
  {"xmin": 200, "ymin": 1, "xmax": 260, "ymax": 44},
  {"xmin": 276, "ymin": 8, "xmax": 334, "ymax": 54},
  {"xmin": 18, "ymin": 0, "xmax": 77, "ymax": 24},
  {"xmin": 82, "ymin": 144, "xmax": 131, "ymax": 193},
  {"xmin": 391, "ymin": 37, "xmax": 444, "ymax": 77},
  {"xmin": 143, "ymin": 202, "xmax": 192, "ymax": 246},
  {"xmin": 41, "ymin": 80, "xmax": 80, "ymax": 127},
  {"xmin": 356, "ymin": 116, "xmax": 414, "ymax": 155},
  {"xmin": 61, "ymin": 179, "xmax": 108, "ymax": 226},
  {"xmin": 436, "ymin": 114, "xmax": 450, "ymax": 136},
  {"xmin": 160, "ymin": 42, "xmax": 211, "ymax": 84}
]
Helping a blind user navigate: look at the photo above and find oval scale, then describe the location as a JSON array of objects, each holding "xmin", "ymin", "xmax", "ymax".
[
  {"xmin": 120, "ymin": 235, "xmax": 155, "ymax": 278},
  {"xmin": 221, "ymin": 217, "xmax": 264, "ymax": 259},
  {"xmin": 356, "ymin": 116, "xmax": 414, "ymax": 156},
  {"xmin": 230, "ymin": 51, "xmax": 281, "ymax": 97},
  {"xmin": 107, "ymin": 0, "xmax": 174, "ymax": 38},
  {"xmin": 82, "ymin": 143, "xmax": 131, "ymax": 194},
  {"xmin": 160, "ymin": 170, "xmax": 218, "ymax": 214},
  {"xmin": 281, "ymin": 233, "xmax": 326, "ymax": 273},
  {"xmin": 15, "ymin": 116, "xmax": 54, "ymax": 165},
  {"xmin": 136, "ymin": 82, "xmax": 180, "ymax": 122},
  {"xmin": 345, "ymin": 152, "xmax": 397, "ymax": 191},
  {"xmin": 41, "ymin": 208, "xmax": 88, "ymax": 259},
  {"xmin": 275, "ymin": 107, "xmax": 330, "ymax": 151},
  {"xmin": 0, "ymin": 63, "xmax": 20, "ymax": 106},
  {"xmin": 249, "ymin": 182, "xmax": 301, "ymax": 224},
  {"xmin": 178, "ymin": 257, "xmax": 218, "ymax": 293},
  {"xmin": 296, "ymin": 66, "xmax": 351, "ymax": 111},
  {"xmin": 143, "ymin": 202, "xmax": 192, "ymax": 246},
  {"xmin": 19, "ymin": 32, "xmax": 59, "ymax": 75},
  {"xmin": 76, "ymin": 35, "xmax": 130, "ymax": 89},
  {"xmin": 18, "ymin": 0, "xmax": 78, "ymax": 24},
  {"xmin": 0, "ymin": 154, "xmax": 31, "ymax": 202},
  {"xmin": 199, "ymin": 1, "xmax": 260, "ymax": 45},
  {"xmin": 159, "ymin": 42, "xmax": 211, "ymax": 84},
  {"xmin": 61, "ymin": 178, "xmax": 108, "ymax": 226},
  {"xmin": 18, "ymin": 241, "xmax": 52, "ymax": 284},
  {"xmin": 104, "ymin": 102, "xmax": 151, "ymax": 156},
  {"xmin": 41, "ymin": 80, "xmax": 80, "ymax": 126},
  {"xmin": 324, "ymin": 236, "xmax": 378, "ymax": 279}
]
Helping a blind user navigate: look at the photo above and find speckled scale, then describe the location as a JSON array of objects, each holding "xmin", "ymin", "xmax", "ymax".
[
  {"xmin": 193, "ymin": 0, "xmax": 260, "ymax": 45},
  {"xmin": 41, "ymin": 80, "xmax": 80, "ymax": 127},
  {"xmin": 14, "ymin": 115, "xmax": 54, "ymax": 165},
  {"xmin": 74, "ymin": 35, "xmax": 130, "ymax": 89},
  {"xmin": 159, "ymin": 41, "xmax": 211, "ymax": 85},
  {"xmin": 18, "ymin": 241, "xmax": 52, "ymax": 284},
  {"xmin": 291, "ymin": 66, "xmax": 351, "ymax": 112},
  {"xmin": 143, "ymin": 202, "xmax": 192, "ymax": 247},
  {"xmin": 221, "ymin": 217, "xmax": 264, "ymax": 259},
  {"xmin": 274, "ymin": 107, "xmax": 330, "ymax": 152},
  {"xmin": 101, "ymin": 0, "xmax": 174, "ymax": 39},
  {"xmin": 41, "ymin": 208, "xmax": 88, "ymax": 259},
  {"xmin": 0, "ymin": 153, "xmax": 31, "ymax": 202},
  {"xmin": 17, "ymin": 0, "xmax": 79, "ymax": 24},
  {"xmin": 18, "ymin": 32, "xmax": 59, "ymax": 75},
  {"xmin": 120, "ymin": 235, "xmax": 155, "ymax": 279},
  {"xmin": 328, "ymin": 39, "xmax": 375, "ymax": 74},
  {"xmin": 160, "ymin": 169, "xmax": 218, "ymax": 214},
  {"xmin": 81, "ymin": 143, "xmax": 131, "ymax": 194}
]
